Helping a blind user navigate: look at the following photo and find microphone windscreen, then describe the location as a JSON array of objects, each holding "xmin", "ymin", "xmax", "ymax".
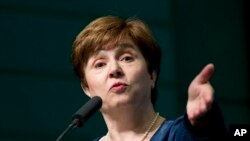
[{"xmin": 72, "ymin": 96, "xmax": 102, "ymax": 127}]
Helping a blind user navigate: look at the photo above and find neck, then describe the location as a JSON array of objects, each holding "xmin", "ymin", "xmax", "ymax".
[{"xmin": 101, "ymin": 103, "xmax": 158, "ymax": 141}]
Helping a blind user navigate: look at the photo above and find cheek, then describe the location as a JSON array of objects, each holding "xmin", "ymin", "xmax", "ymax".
[
  {"xmin": 128, "ymin": 64, "xmax": 151, "ymax": 87},
  {"xmin": 85, "ymin": 72, "xmax": 107, "ymax": 93},
  {"xmin": 139, "ymin": 71, "xmax": 152, "ymax": 88},
  {"xmin": 128, "ymin": 66, "xmax": 152, "ymax": 102}
]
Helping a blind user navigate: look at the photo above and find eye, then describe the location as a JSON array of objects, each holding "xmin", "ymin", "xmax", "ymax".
[
  {"xmin": 121, "ymin": 55, "xmax": 134, "ymax": 62},
  {"xmin": 94, "ymin": 62, "xmax": 106, "ymax": 68}
]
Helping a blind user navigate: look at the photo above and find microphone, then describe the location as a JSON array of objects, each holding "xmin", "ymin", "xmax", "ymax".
[
  {"xmin": 56, "ymin": 96, "xmax": 102, "ymax": 141},
  {"xmin": 72, "ymin": 96, "xmax": 102, "ymax": 127}
]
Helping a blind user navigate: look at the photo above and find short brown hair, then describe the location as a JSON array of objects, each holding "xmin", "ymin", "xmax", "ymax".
[{"xmin": 71, "ymin": 16, "xmax": 161, "ymax": 105}]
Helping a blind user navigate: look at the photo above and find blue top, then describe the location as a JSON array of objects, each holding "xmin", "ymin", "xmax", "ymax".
[{"xmin": 93, "ymin": 103, "xmax": 227, "ymax": 141}]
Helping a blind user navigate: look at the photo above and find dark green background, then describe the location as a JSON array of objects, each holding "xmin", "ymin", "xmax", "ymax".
[{"xmin": 0, "ymin": 0, "xmax": 249, "ymax": 140}]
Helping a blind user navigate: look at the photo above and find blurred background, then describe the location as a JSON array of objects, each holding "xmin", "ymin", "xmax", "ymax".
[{"xmin": 0, "ymin": 0, "xmax": 249, "ymax": 140}]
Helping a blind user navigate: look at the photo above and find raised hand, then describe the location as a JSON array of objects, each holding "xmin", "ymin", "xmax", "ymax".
[{"xmin": 186, "ymin": 63, "xmax": 215, "ymax": 125}]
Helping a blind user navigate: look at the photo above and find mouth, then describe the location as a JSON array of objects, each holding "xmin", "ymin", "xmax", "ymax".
[{"xmin": 109, "ymin": 82, "xmax": 128, "ymax": 93}]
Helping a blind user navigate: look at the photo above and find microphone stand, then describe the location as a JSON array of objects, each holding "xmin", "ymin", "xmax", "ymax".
[
  {"xmin": 55, "ymin": 96, "xmax": 102, "ymax": 141},
  {"xmin": 56, "ymin": 119, "xmax": 79, "ymax": 141}
]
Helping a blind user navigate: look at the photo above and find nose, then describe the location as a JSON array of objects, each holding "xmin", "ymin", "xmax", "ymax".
[{"xmin": 109, "ymin": 61, "xmax": 124, "ymax": 78}]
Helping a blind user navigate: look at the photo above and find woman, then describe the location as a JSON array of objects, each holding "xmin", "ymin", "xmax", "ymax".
[{"xmin": 71, "ymin": 16, "xmax": 226, "ymax": 141}]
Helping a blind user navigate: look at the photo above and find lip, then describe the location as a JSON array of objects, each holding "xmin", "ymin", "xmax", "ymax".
[{"xmin": 109, "ymin": 82, "xmax": 128, "ymax": 93}]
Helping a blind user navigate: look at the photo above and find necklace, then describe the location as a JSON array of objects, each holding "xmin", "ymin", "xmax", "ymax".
[
  {"xmin": 141, "ymin": 112, "xmax": 159, "ymax": 141},
  {"xmin": 104, "ymin": 112, "xmax": 159, "ymax": 141}
]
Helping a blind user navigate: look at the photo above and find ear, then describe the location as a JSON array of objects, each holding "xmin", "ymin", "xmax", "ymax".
[
  {"xmin": 80, "ymin": 82, "xmax": 91, "ymax": 97},
  {"xmin": 150, "ymin": 71, "xmax": 157, "ymax": 88}
]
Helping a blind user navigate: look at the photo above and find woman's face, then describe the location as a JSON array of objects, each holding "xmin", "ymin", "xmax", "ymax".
[{"xmin": 82, "ymin": 40, "xmax": 156, "ymax": 112}]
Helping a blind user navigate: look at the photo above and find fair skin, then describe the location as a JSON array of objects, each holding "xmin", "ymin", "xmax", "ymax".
[
  {"xmin": 187, "ymin": 63, "xmax": 215, "ymax": 125},
  {"xmin": 82, "ymin": 40, "xmax": 215, "ymax": 141}
]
